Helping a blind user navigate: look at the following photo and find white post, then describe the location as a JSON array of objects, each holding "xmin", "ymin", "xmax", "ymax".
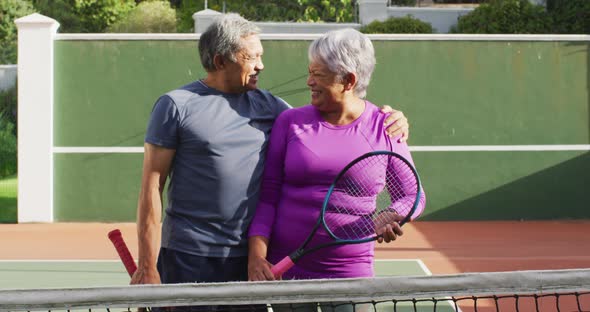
[
  {"xmin": 15, "ymin": 14, "xmax": 59, "ymax": 223},
  {"xmin": 358, "ymin": 0, "xmax": 388, "ymax": 25},
  {"xmin": 193, "ymin": 9, "xmax": 221, "ymax": 33}
]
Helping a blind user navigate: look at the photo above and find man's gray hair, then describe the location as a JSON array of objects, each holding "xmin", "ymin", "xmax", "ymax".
[
  {"xmin": 198, "ymin": 13, "xmax": 261, "ymax": 72},
  {"xmin": 308, "ymin": 28, "xmax": 376, "ymax": 98}
]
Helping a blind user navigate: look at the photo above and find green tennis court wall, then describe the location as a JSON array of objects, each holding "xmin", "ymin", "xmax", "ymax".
[{"xmin": 49, "ymin": 38, "xmax": 589, "ymax": 222}]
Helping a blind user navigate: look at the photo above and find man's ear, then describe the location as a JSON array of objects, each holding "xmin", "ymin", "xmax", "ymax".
[
  {"xmin": 213, "ymin": 54, "xmax": 226, "ymax": 70},
  {"xmin": 343, "ymin": 72, "xmax": 357, "ymax": 92}
]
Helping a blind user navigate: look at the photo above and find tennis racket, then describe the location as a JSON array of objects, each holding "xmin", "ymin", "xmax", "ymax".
[
  {"xmin": 108, "ymin": 229, "xmax": 137, "ymax": 277},
  {"xmin": 271, "ymin": 150, "xmax": 422, "ymax": 278}
]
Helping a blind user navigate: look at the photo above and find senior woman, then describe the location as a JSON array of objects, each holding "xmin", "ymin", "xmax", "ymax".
[{"xmin": 248, "ymin": 29, "xmax": 426, "ymax": 285}]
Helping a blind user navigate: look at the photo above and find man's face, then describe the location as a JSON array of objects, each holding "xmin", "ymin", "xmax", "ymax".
[{"xmin": 225, "ymin": 34, "xmax": 264, "ymax": 93}]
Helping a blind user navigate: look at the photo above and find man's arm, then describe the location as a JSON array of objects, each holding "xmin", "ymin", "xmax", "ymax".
[{"xmin": 131, "ymin": 143, "xmax": 175, "ymax": 285}]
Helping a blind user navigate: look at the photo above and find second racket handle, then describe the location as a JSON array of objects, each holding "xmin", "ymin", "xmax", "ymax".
[
  {"xmin": 108, "ymin": 229, "xmax": 137, "ymax": 277},
  {"xmin": 271, "ymin": 256, "xmax": 295, "ymax": 279}
]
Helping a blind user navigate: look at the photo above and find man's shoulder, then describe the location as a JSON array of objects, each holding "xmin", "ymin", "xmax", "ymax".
[
  {"xmin": 164, "ymin": 81, "xmax": 207, "ymax": 105},
  {"xmin": 246, "ymin": 89, "xmax": 291, "ymax": 118},
  {"xmin": 247, "ymin": 88, "xmax": 278, "ymax": 100},
  {"xmin": 165, "ymin": 81, "xmax": 203, "ymax": 98},
  {"xmin": 248, "ymin": 89, "xmax": 290, "ymax": 107}
]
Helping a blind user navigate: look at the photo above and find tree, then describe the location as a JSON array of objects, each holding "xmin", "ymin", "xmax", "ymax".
[
  {"xmin": 452, "ymin": 0, "xmax": 551, "ymax": 34},
  {"xmin": 0, "ymin": 0, "xmax": 36, "ymax": 64},
  {"xmin": 174, "ymin": 0, "xmax": 356, "ymax": 33},
  {"xmin": 32, "ymin": 0, "xmax": 135, "ymax": 33},
  {"xmin": 0, "ymin": 86, "xmax": 17, "ymax": 177},
  {"xmin": 109, "ymin": 1, "xmax": 177, "ymax": 33},
  {"xmin": 547, "ymin": 0, "xmax": 590, "ymax": 34},
  {"xmin": 75, "ymin": 0, "xmax": 136, "ymax": 33},
  {"xmin": 361, "ymin": 15, "xmax": 433, "ymax": 34}
]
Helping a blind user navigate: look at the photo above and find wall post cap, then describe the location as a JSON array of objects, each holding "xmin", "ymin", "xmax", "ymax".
[
  {"xmin": 193, "ymin": 9, "xmax": 222, "ymax": 18},
  {"xmin": 15, "ymin": 13, "xmax": 60, "ymax": 28}
]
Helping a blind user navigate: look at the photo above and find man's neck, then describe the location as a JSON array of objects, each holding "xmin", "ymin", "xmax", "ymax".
[{"xmin": 202, "ymin": 73, "xmax": 242, "ymax": 94}]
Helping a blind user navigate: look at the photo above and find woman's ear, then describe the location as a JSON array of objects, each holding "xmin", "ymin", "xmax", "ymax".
[{"xmin": 343, "ymin": 72, "xmax": 358, "ymax": 91}]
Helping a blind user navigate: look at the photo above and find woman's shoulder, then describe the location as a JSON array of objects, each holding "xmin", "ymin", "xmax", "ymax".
[{"xmin": 363, "ymin": 101, "xmax": 387, "ymax": 122}]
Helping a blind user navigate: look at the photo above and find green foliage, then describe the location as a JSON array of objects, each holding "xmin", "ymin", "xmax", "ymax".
[
  {"xmin": 361, "ymin": 15, "xmax": 434, "ymax": 34},
  {"xmin": 295, "ymin": 0, "xmax": 354, "ymax": 22},
  {"xmin": 0, "ymin": 87, "xmax": 16, "ymax": 178},
  {"xmin": 0, "ymin": 85, "xmax": 17, "ymax": 133},
  {"xmin": 0, "ymin": 120, "xmax": 16, "ymax": 178},
  {"xmin": 0, "ymin": 84, "xmax": 17, "ymax": 177},
  {"xmin": 452, "ymin": 0, "xmax": 551, "ymax": 34},
  {"xmin": 0, "ymin": 86, "xmax": 17, "ymax": 179},
  {"xmin": 390, "ymin": 0, "xmax": 417, "ymax": 6},
  {"xmin": 230, "ymin": 1, "xmax": 313, "ymax": 22},
  {"xmin": 547, "ymin": 0, "xmax": 590, "ymax": 34},
  {"xmin": 175, "ymin": 0, "xmax": 199, "ymax": 32},
  {"xmin": 434, "ymin": 0, "xmax": 486, "ymax": 3},
  {"xmin": 109, "ymin": 1, "xmax": 177, "ymax": 33},
  {"xmin": 32, "ymin": 0, "xmax": 135, "ymax": 33},
  {"xmin": 74, "ymin": 0, "xmax": 135, "ymax": 32},
  {"xmin": 174, "ymin": 0, "xmax": 356, "ymax": 32},
  {"xmin": 0, "ymin": 172, "xmax": 17, "ymax": 223},
  {"xmin": 32, "ymin": 0, "xmax": 81, "ymax": 32},
  {"xmin": 0, "ymin": 0, "xmax": 36, "ymax": 64}
]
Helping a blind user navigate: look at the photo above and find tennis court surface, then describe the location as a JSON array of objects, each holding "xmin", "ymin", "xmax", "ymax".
[
  {"xmin": 0, "ymin": 259, "xmax": 427, "ymax": 289},
  {"xmin": 0, "ymin": 222, "xmax": 589, "ymax": 311}
]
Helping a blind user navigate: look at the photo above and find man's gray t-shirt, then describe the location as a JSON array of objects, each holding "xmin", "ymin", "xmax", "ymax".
[{"xmin": 145, "ymin": 80, "xmax": 290, "ymax": 257}]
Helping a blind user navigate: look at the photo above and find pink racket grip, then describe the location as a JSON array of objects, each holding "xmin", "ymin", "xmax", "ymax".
[
  {"xmin": 108, "ymin": 229, "xmax": 138, "ymax": 277},
  {"xmin": 271, "ymin": 256, "xmax": 295, "ymax": 279}
]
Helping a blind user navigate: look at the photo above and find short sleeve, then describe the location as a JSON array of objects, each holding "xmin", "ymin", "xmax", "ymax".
[{"xmin": 145, "ymin": 95, "xmax": 180, "ymax": 149}]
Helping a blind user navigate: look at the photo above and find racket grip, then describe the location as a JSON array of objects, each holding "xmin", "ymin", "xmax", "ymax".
[
  {"xmin": 271, "ymin": 256, "xmax": 295, "ymax": 279},
  {"xmin": 108, "ymin": 229, "xmax": 137, "ymax": 277}
]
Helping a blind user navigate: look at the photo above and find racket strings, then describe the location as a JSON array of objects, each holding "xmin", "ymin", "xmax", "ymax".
[{"xmin": 325, "ymin": 154, "xmax": 419, "ymax": 241}]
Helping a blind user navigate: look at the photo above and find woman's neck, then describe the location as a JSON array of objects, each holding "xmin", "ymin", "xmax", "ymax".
[{"xmin": 321, "ymin": 97, "xmax": 366, "ymax": 125}]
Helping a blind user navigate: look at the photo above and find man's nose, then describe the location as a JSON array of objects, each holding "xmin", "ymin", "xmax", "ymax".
[{"xmin": 255, "ymin": 58, "xmax": 264, "ymax": 71}]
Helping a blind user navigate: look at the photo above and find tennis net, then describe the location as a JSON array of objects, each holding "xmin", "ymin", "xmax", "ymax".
[{"xmin": 0, "ymin": 268, "xmax": 589, "ymax": 312}]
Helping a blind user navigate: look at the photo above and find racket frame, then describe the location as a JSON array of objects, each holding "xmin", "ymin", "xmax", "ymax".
[
  {"xmin": 321, "ymin": 150, "xmax": 422, "ymax": 243},
  {"xmin": 276, "ymin": 150, "xmax": 422, "ymax": 273}
]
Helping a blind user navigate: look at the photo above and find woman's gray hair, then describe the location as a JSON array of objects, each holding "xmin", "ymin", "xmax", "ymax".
[
  {"xmin": 198, "ymin": 13, "xmax": 261, "ymax": 72},
  {"xmin": 308, "ymin": 28, "xmax": 376, "ymax": 98}
]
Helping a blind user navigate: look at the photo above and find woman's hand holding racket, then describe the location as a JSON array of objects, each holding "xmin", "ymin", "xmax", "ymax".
[
  {"xmin": 271, "ymin": 151, "xmax": 422, "ymax": 279},
  {"xmin": 374, "ymin": 210, "xmax": 404, "ymax": 243}
]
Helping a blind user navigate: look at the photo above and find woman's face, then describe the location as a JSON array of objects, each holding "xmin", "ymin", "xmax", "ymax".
[{"xmin": 307, "ymin": 60, "xmax": 345, "ymax": 111}]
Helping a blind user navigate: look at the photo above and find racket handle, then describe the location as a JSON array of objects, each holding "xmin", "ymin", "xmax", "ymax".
[
  {"xmin": 271, "ymin": 256, "xmax": 295, "ymax": 279},
  {"xmin": 108, "ymin": 229, "xmax": 137, "ymax": 277}
]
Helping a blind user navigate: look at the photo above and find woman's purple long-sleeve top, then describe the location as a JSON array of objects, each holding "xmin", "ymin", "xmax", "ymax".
[{"xmin": 248, "ymin": 102, "xmax": 426, "ymax": 279}]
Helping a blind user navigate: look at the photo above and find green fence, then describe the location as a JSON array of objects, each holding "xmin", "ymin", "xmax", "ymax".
[{"xmin": 51, "ymin": 37, "xmax": 589, "ymax": 222}]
